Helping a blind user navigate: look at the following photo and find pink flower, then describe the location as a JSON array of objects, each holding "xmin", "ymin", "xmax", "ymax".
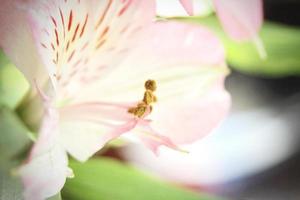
[
  {"xmin": 159, "ymin": 0, "xmax": 266, "ymax": 58},
  {"xmin": 0, "ymin": 0, "xmax": 230, "ymax": 199}
]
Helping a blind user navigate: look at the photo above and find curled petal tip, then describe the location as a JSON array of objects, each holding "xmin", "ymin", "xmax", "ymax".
[
  {"xmin": 179, "ymin": 0, "xmax": 194, "ymax": 15},
  {"xmin": 213, "ymin": 0, "xmax": 263, "ymax": 40}
]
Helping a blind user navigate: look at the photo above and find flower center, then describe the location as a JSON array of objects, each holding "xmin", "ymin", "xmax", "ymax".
[{"xmin": 128, "ymin": 80, "xmax": 157, "ymax": 118}]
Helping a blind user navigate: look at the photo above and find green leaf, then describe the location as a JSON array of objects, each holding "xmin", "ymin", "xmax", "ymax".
[
  {"xmin": 0, "ymin": 50, "xmax": 29, "ymax": 109},
  {"xmin": 181, "ymin": 16, "xmax": 300, "ymax": 77},
  {"xmin": 0, "ymin": 106, "xmax": 32, "ymax": 166},
  {"xmin": 63, "ymin": 158, "xmax": 220, "ymax": 200}
]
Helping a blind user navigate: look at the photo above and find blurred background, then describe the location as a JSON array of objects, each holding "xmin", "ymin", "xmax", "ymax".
[{"xmin": 213, "ymin": 1, "xmax": 300, "ymax": 199}]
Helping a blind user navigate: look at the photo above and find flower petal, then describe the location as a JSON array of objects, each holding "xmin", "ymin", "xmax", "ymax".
[
  {"xmin": 151, "ymin": 79, "xmax": 230, "ymax": 144},
  {"xmin": 179, "ymin": 0, "xmax": 194, "ymax": 15},
  {"xmin": 133, "ymin": 120, "xmax": 183, "ymax": 155},
  {"xmin": 213, "ymin": 0, "xmax": 266, "ymax": 58},
  {"xmin": 78, "ymin": 21, "xmax": 230, "ymax": 145},
  {"xmin": 0, "ymin": 0, "xmax": 48, "ymax": 85},
  {"xmin": 213, "ymin": 0, "xmax": 263, "ymax": 41},
  {"xmin": 19, "ymin": 108, "xmax": 71, "ymax": 200},
  {"xmin": 24, "ymin": 0, "xmax": 155, "ymax": 98},
  {"xmin": 59, "ymin": 102, "xmax": 138, "ymax": 162}
]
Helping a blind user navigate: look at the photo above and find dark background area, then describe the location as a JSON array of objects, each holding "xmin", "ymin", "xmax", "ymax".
[{"xmin": 215, "ymin": 1, "xmax": 300, "ymax": 199}]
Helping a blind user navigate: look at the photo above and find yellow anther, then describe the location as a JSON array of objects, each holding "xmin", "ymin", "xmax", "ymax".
[
  {"xmin": 128, "ymin": 102, "xmax": 148, "ymax": 118},
  {"xmin": 145, "ymin": 79, "xmax": 157, "ymax": 91},
  {"xmin": 128, "ymin": 80, "xmax": 158, "ymax": 118},
  {"xmin": 143, "ymin": 90, "xmax": 157, "ymax": 105}
]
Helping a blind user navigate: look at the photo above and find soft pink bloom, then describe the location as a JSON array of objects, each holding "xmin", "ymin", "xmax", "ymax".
[
  {"xmin": 170, "ymin": 0, "xmax": 266, "ymax": 57},
  {"xmin": 0, "ymin": 0, "xmax": 230, "ymax": 199}
]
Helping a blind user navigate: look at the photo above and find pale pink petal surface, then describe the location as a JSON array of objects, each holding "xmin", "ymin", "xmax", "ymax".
[
  {"xmin": 212, "ymin": 0, "xmax": 266, "ymax": 58},
  {"xmin": 58, "ymin": 102, "xmax": 137, "ymax": 162},
  {"xmin": 0, "ymin": 0, "xmax": 48, "ymax": 85},
  {"xmin": 179, "ymin": 0, "xmax": 194, "ymax": 15},
  {"xmin": 176, "ymin": 0, "xmax": 263, "ymax": 41},
  {"xmin": 177, "ymin": 0, "xmax": 266, "ymax": 57},
  {"xmin": 16, "ymin": 0, "xmax": 155, "ymax": 199},
  {"xmin": 19, "ymin": 107, "xmax": 72, "ymax": 200},
  {"xmin": 26, "ymin": 0, "xmax": 155, "ymax": 97},
  {"xmin": 213, "ymin": 0, "xmax": 263, "ymax": 41}
]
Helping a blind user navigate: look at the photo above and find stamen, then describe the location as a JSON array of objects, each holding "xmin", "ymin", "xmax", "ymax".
[
  {"xmin": 128, "ymin": 80, "xmax": 157, "ymax": 118},
  {"xmin": 145, "ymin": 79, "xmax": 156, "ymax": 91},
  {"xmin": 128, "ymin": 102, "xmax": 148, "ymax": 118}
]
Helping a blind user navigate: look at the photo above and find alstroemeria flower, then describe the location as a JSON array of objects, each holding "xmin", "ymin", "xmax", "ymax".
[
  {"xmin": 158, "ymin": 0, "xmax": 266, "ymax": 58},
  {"xmin": 0, "ymin": 0, "xmax": 230, "ymax": 199}
]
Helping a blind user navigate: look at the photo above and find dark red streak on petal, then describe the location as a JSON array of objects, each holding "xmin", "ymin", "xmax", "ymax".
[
  {"xmin": 98, "ymin": 26, "xmax": 109, "ymax": 41},
  {"xmin": 68, "ymin": 50, "xmax": 76, "ymax": 62},
  {"xmin": 55, "ymin": 29, "xmax": 60, "ymax": 46},
  {"xmin": 51, "ymin": 43, "xmax": 55, "ymax": 51},
  {"xmin": 118, "ymin": 0, "xmax": 133, "ymax": 16},
  {"xmin": 68, "ymin": 10, "xmax": 73, "ymax": 31},
  {"xmin": 72, "ymin": 24, "xmax": 80, "ymax": 42},
  {"xmin": 66, "ymin": 41, "xmax": 70, "ymax": 51},
  {"xmin": 95, "ymin": 39, "xmax": 106, "ymax": 50},
  {"xmin": 51, "ymin": 16, "xmax": 57, "ymax": 27},
  {"xmin": 40, "ymin": 43, "xmax": 48, "ymax": 49},
  {"xmin": 95, "ymin": 0, "xmax": 113, "ymax": 30},
  {"xmin": 80, "ymin": 14, "xmax": 89, "ymax": 38}
]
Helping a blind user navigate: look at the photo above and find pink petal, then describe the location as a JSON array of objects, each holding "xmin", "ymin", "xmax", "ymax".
[
  {"xmin": 24, "ymin": 0, "xmax": 155, "ymax": 98},
  {"xmin": 0, "ymin": 0, "xmax": 48, "ymax": 85},
  {"xmin": 151, "ymin": 78, "xmax": 231, "ymax": 144},
  {"xmin": 59, "ymin": 102, "xmax": 138, "ymax": 162},
  {"xmin": 79, "ymin": 21, "xmax": 230, "ymax": 145},
  {"xmin": 134, "ymin": 120, "xmax": 184, "ymax": 155},
  {"xmin": 213, "ymin": 0, "xmax": 263, "ymax": 41},
  {"xmin": 19, "ymin": 107, "xmax": 71, "ymax": 200},
  {"xmin": 179, "ymin": 0, "xmax": 194, "ymax": 15}
]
